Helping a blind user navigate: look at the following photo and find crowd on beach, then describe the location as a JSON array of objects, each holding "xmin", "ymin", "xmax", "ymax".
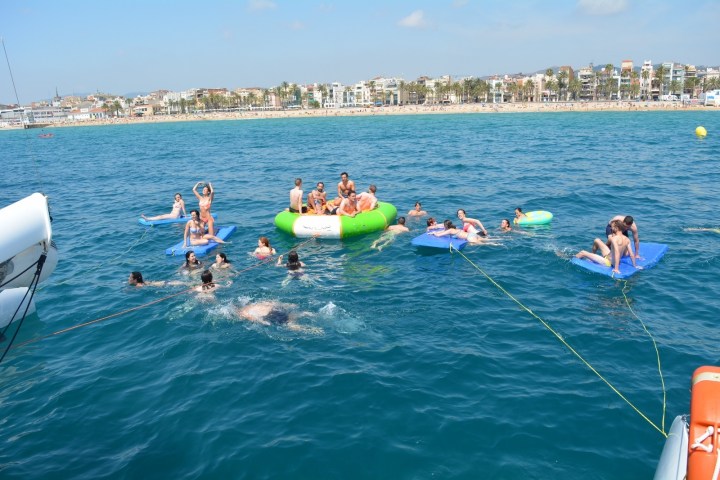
[{"xmin": 33, "ymin": 100, "xmax": 713, "ymax": 130}]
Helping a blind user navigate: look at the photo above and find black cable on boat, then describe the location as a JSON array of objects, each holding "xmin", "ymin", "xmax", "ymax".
[
  {"xmin": 0, "ymin": 254, "xmax": 46, "ymax": 365},
  {"xmin": 0, "ymin": 258, "xmax": 40, "ymax": 290}
]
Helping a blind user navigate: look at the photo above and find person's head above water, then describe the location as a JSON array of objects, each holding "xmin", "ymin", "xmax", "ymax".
[
  {"xmin": 443, "ymin": 219, "xmax": 456, "ymax": 229},
  {"xmin": 185, "ymin": 251, "xmax": 199, "ymax": 266},
  {"xmin": 129, "ymin": 271, "xmax": 144, "ymax": 285},
  {"xmin": 286, "ymin": 250, "xmax": 302, "ymax": 271},
  {"xmin": 397, "ymin": 216, "xmax": 406, "ymax": 226}
]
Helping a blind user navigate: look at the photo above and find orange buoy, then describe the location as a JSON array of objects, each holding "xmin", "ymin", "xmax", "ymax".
[{"xmin": 688, "ymin": 366, "xmax": 720, "ymax": 479}]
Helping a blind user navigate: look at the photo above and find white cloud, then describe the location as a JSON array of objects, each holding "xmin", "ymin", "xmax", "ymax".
[
  {"xmin": 248, "ymin": 0, "xmax": 276, "ymax": 11},
  {"xmin": 578, "ymin": 0, "xmax": 628, "ymax": 15},
  {"xmin": 398, "ymin": 10, "xmax": 427, "ymax": 28},
  {"xmin": 289, "ymin": 20, "xmax": 305, "ymax": 30}
]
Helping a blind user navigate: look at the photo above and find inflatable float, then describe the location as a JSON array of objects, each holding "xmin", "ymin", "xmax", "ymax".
[
  {"xmin": 514, "ymin": 210, "xmax": 553, "ymax": 226},
  {"xmin": 274, "ymin": 202, "xmax": 397, "ymax": 239},
  {"xmin": 165, "ymin": 225, "xmax": 236, "ymax": 256},
  {"xmin": 654, "ymin": 366, "xmax": 720, "ymax": 479},
  {"xmin": 571, "ymin": 242, "xmax": 667, "ymax": 279},
  {"xmin": 138, "ymin": 213, "xmax": 217, "ymax": 226},
  {"xmin": 411, "ymin": 231, "xmax": 468, "ymax": 251}
]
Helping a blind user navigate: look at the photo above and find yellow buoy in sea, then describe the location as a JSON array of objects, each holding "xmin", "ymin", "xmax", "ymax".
[{"xmin": 696, "ymin": 126, "xmax": 707, "ymax": 137}]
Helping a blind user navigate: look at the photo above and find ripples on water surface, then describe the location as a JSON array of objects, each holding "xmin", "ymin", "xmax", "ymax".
[{"xmin": 1, "ymin": 111, "xmax": 719, "ymax": 479}]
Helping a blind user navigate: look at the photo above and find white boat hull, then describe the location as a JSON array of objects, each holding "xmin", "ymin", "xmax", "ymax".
[
  {"xmin": 0, "ymin": 242, "xmax": 58, "ymax": 289},
  {"xmin": 0, "ymin": 288, "xmax": 36, "ymax": 329}
]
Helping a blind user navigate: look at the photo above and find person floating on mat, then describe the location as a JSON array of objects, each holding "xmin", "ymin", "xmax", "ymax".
[
  {"xmin": 576, "ymin": 220, "xmax": 641, "ymax": 274},
  {"xmin": 605, "ymin": 215, "xmax": 640, "ymax": 258}
]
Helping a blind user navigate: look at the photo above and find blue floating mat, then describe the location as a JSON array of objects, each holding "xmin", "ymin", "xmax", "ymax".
[
  {"xmin": 139, "ymin": 213, "xmax": 217, "ymax": 226},
  {"xmin": 165, "ymin": 225, "xmax": 236, "ymax": 256},
  {"xmin": 411, "ymin": 232, "xmax": 468, "ymax": 251},
  {"xmin": 571, "ymin": 242, "xmax": 668, "ymax": 279}
]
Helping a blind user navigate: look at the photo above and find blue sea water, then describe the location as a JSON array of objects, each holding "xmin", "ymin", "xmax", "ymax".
[{"xmin": 0, "ymin": 110, "xmax": 719, "ymax": 479}]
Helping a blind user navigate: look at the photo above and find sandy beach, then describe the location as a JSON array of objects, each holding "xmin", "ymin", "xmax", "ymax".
[{"xmin": 12, "ymin": 100, "xmax": 718, "ymax": 129}]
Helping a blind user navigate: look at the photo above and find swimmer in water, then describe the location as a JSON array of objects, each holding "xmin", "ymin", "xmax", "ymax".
[
  {"xmin": 426, "ymin": 217, "xmax": 443, "ymax": 231},
  {"xmin": 235, "ymin": 301, "xmax": 319, "ymax": 333},
  {"xmin": 277, "ymin": 250, "xmax": 305, "ymax": 271},
  {"xmin": 500, "ymin": 219, "xmax": 513, "ymax": 232},
  {"xmin": 684, "ymin": 227, "xmax": 720, "ymax": 234},
  {"xmin": 371, "ymin": 217, "xmax": 409, "ymax": 251},
  {"xmin": 128, "ymin": 271, "xmax": 183, "ymax": 287},
  {"xmin": 181, "ymin": 251, "xmax": 203, "ymax": 272},
  {"xmin": 211, "ymin": 252, "xmax": 232, "ymax": 270},
  {"xmin": 253, "ymin": 236, "xmax": 276, "ymax": 259},
  {"xmin": 514, "ymin": 207, "xmax": 527, "ymax": 223},
  {"xmin": 193, "ymin": 270, "xmax": 218, "ymax": 293},
  {"xmin": 408, "ymin": 202, "xmax": 427, "ymax": 217}
]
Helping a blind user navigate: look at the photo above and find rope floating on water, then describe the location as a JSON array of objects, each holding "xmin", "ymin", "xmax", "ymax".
[
  {"xmin": 621, "ymin": 280, "xmax": 667, "ymax": 434},
  {"xmin": 449, "ymin": 244, "xmax": 668, "ymax": 438}
]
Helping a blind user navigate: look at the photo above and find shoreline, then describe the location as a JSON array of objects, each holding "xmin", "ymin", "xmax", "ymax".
[{"xmin": 4, "ymin": 101, "xmax": 717, "ymax": 130}]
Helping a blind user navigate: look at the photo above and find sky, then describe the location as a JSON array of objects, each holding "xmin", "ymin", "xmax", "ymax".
[{"xmin": 1, "ymin": 0, "xmax": 718, "ymax": 104}]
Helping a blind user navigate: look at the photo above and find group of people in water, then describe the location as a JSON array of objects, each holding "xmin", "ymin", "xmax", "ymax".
[{"xmin": 133, "ymin": 176, "xmax": 646, "ymax": 326}]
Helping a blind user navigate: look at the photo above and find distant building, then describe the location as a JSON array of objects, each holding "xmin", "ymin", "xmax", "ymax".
[
  {"xmin": 577, "ymin": 66, "xmax": 596, "ymax": 101},
  {"xmin": 641, "ymin": 60, "xmax": 653, "ymax": 100}
]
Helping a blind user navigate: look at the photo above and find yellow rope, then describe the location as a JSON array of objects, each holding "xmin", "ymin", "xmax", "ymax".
[
  {"xmin": 450, "ymin": 245, "xmax": 668, "ymax": 438},
  {"xmin": 621, "ymin": 280, "xmax": 667, "ymax": 434}
]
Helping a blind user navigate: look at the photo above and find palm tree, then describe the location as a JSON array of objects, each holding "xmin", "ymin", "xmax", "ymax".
[
  {"xmin": 545, "ymin": 68, "xmax": 554, "ymax": 101},
  {"xmin": 603, "ymin": 64, "xmax": 615, "ymax": 99},
  {"xmin": 568, "ymin": 78, "xmax": 582, "ymax": 100},
  {"xmin": 505, "ymin": 82, "xmax": 518, "ymax": 103},
  {"xmin": 112, "ymin": 100, "xmax": 123, "ymax": 117},
  {"xmin": 669, "ymin": 80, "xmax": 681, "ymax": 97},
  {"xmin": 398, "ymin": 80, "xmax": 406, "ymax": 105},
  {"xmin": 546, "ymin": 79, "xmax": 558, "ymax": 102},
  {"xmin": 654, "ymin": 64, "xmax": 667, "ymax": 99},
  {"xmin": 641, "ymin": 69, "xmax": 650, "ymax": 100},
  {"xmin": 557, "ymin": 70, "xmax": 568, "ymax": 101},
  {"xmin": 630, "ymin": 71, "xmax": 639, "ymax": 100},
  {"xmin": 523, "ymin": 79, "xmax": 534, "ymax": 102},
  {"xmin": 317, "ymin": 84, "xmax": 328, "ymax": 107}
]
